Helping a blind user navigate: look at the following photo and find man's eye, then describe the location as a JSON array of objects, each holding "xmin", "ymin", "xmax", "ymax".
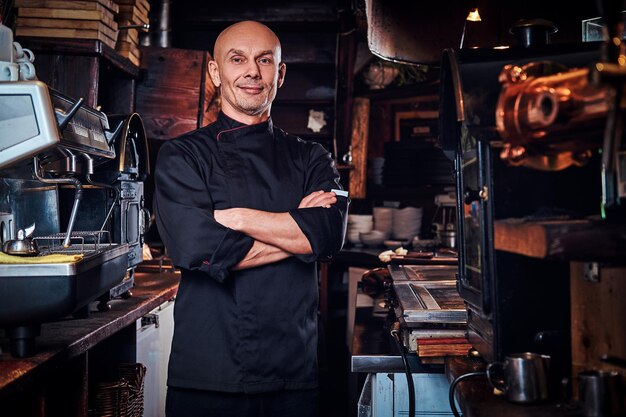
[
  {"xmin": 231, "ymin": 57, "xmax": 244, "ymax": 63},
  {"xmin": 258, "ymin": 58, "xmax": 273, "ymax": 64}
]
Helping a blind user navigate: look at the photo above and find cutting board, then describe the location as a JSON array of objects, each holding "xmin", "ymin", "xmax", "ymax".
[
  {"xmin": 115, "ymin": 0, "xmax": 149, "ymax": 15},
  {"xmin": 17, "ymin": 7, "xmax": 116, "ymax": 28},
  {"xmin": 117, "ymin": 4, "xmax": 148, "ymax": 25},
  {"xmin": 17, "ymin": 17, "xmax": 118, "ymax": 36},
  {"xmin": 14, "ymin": 0, "xmax": 119, "ymax": 14},
  {"xmin": 15, "ymin": 27, "xmax": 117, "ymax": 49}
]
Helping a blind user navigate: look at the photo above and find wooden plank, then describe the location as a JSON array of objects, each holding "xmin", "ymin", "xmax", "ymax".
[
  {"xmin": 15, "ymin": 26, "xmax": 116, "ymax": 49},
  {"xmin": 14, "ymin": 0, "xmax": 119, "ymax": 14},
  {"xmin": 494, "ymin": 218, "xmax": 626, "ymax": 262},
  {"xmin": 117, "ymin": 0, "xmax": 150, "ymax": 15},
  {"xmin": 116, "ymin": 11, "xmax": 148, "ymax": 26},
  {"xmin": 416, "ymin": 337, "xmax": 472, "ymax": 358},
  {"xmin": 116, "ymin": 48, "xmax": 140, "ymax": 66},
  {"xmin": 348, "ymin": 97, "xmax": 369, "ymax": 199},
  {"xmin": 116, "ymin": 27, "xmax": 138, "ymax": 44},
  {"xmin": 136, "ymin": 47, "xmax": 217, "ymax": 140},
  {"xmin": 117, "ymin": 4, "xmax": 148, "ymax": 24},
  {"xmin": 116, "ymin": 40, "xmax": 139, "ymax": 53},
  {"xmin": 115, "ymin": 0, "xmax": 150, "ymax": 13},
  {"xmin": 17, "ymin": 17, "xmax": 118, "ymax": 37},
  {"xmin": 571, "ymin": 263, "xmax": 626, "ymax": 385},
  {"xmin": 17, "ymin": 7, "xmax": 116, "ymax": 28}
]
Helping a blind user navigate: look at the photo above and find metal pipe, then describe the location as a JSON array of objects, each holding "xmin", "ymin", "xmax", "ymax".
[
  {"xmin": 156, "ymin": 0, "xmax": 171, "ymax": 48},
  {"xmin": 86, "ymin": 174, "xmax": 120, "ymax": 237},
  {"xmin": 33, "ymin": 157, "xmax": 83, "ymax": 248}
]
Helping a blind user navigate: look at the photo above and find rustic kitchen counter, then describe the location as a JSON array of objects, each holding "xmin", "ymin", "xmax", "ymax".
[
  {"xmin": 446, "ymin": 355, "xmax": 584, "ymax": 417},
  {"xmin": 0, "ymin": 271, "xmax": 179, "ymax": 416}
]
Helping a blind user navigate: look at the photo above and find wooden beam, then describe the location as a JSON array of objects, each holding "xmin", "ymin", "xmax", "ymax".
[
  {"xmin": 494, "ymin": 218, "xmax": 626, "ymax": 262},
  {"xmin": 349, "ymin": 97, "xmax": 369, "ymax": 199},
  {"xmin": 571, "ymin": 263, "xmax": 626, "ymax": 381}
]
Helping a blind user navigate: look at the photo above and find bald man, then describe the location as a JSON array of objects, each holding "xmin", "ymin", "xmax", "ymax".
[{"xmin": 153, "ymin": 21, "xmax": 349, "ymax": 417}]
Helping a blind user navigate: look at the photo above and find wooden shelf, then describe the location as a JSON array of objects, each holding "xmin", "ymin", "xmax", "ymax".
[
  {"xmin": 494, "ymin": 217, "xmax": 626, "ymax": 262},
  {"xmin": 15, "ymin": 37, "xmax": 141, "ymax": 78}
]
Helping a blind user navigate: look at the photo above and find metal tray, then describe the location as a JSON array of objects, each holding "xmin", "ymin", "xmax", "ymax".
[
  {"xmin": 393, "ymin": 280, "xmax": 467, "ymax": 326},
  {"xmin": 388, "ymin": 264, "xmax": 458, "ymax": 281},
  {"xmin": 0, "ymin": 243, "xmax": 129, "ymax": 326}
]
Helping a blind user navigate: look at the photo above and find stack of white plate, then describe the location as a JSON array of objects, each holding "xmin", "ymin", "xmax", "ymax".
[
  {"xmin": 392, "ymin": 207, "xmax": 423, "ymax": 240},
  {"xmin": 347, "ymin": 214, "xmax": 373, "ymax": 246},
  {"xmin": 372, "ymin": 207, "xmax": 394, "ymax": 237}
]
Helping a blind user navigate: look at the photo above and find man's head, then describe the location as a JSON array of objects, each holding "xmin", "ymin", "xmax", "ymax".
[{"xmin": 209, "ymin": 20, "xmax": 286, "ymax": 124}]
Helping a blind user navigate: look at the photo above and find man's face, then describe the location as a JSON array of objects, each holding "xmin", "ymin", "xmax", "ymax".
[{"xmin": 209, "ymin": 22, "xmax": 286, "ymax": 122}]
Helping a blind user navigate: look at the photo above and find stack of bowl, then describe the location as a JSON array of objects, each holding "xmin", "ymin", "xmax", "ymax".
[
  {"xmin": 373, "ymin": 207, "xmax": 394, "ymax": 237},
  {"xmin": 346, "ymin": 214, "xmax": 373, "ymax": 246},
  {"xmin": 392, "ymin": 207, "xmax": 423, "ymax": 240},
  {"xmin": 359, "ymin": 230, "xmax": 387, "ymax": 247}
]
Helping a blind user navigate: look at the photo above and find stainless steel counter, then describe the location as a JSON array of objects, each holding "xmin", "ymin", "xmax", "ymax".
[{"xmin": 350, "ymin": 306, "xmax": 444, "ymax": 374}]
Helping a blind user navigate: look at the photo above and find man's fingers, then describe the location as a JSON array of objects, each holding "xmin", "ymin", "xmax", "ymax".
[
  {"xmin": 298, "ymin": 190, "xmax": 325, "ymax": 208},
  {"xmin": 301, "ymin": 192, "xmax": 337, "ymax": 208}
]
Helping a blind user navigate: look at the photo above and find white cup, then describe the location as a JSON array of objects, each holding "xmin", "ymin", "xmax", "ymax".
[
  {"xmin": 18, "ymin": 61, "xmax": 36, "ymax": 80},
  {"xmin": 0, "ymin": 61, "xmax": 19, "ymax": 81},
  {"xmin": 13, "ymin": 42, "xmax": 34, "ymax": 63}
]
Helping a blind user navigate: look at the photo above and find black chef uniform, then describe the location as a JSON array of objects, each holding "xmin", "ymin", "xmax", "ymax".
[{"xmin": 154, "ymin": 112, "xmax": 348, "ymax": 394}]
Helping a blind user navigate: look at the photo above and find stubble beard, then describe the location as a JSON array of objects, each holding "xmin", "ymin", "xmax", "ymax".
[{"xmin": 236, "ymin": 95, "xmax": 270, "ymax": 116}]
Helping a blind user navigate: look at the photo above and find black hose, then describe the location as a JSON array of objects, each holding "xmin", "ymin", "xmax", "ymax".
[
  {"xmin": 390, "ymin": 322, "xmax": 415, "ymax": 417},
  {"xmin": 449, "ymin": 371, "xmax": 486, "ymax": 417}
]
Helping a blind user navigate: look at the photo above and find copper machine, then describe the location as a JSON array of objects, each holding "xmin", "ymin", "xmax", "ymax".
[{"xmin": 438, "ymin": 5, "xmax": 626, "ymax": 394}]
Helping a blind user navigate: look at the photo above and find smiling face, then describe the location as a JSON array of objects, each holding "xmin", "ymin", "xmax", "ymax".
[{"xmin": 209, "ymin": 21, "xmax": 286, "ymax": 125}]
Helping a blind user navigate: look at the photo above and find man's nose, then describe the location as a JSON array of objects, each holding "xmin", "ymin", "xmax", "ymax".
[{"xmin": 244, "ymin": 61, "xmax": 261, "ymax": 78}]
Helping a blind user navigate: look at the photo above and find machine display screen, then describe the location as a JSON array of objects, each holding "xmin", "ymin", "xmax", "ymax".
[
  {"xmin": 0, "ymin": 81, "xmax": 60, "ymax": 170},
  {"xmin": 0, "ymin": 94, "xmax": 40, "ymax": 150}
]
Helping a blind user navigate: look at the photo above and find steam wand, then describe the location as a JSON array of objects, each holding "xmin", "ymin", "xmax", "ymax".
[{"xmin": 33, "ymin": 157, "xmax": 83, "ymax": 248}]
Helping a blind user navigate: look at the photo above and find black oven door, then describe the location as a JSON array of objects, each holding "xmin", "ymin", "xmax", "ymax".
[{"xmin": 456, "ymin": 132, "xmax": 493, "ymax": 316}]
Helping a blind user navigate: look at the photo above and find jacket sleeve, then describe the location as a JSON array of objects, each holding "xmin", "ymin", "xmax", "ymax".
[
  {"xmin": 153, "ymin": 140, "xmax": 254, "ymax": 282},
  {"xmin": 288, "ymin": 142, "xmax": 349, "ymax": 263}
]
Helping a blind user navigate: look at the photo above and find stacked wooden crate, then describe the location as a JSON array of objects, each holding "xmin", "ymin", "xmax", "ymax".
[
  {"xmin": 113, "ymin": 0, "xmax": 149, "ymax": 66},
  {"xmin": 14, "ymin": 0, "xmax": 120, "ymax": 49}
]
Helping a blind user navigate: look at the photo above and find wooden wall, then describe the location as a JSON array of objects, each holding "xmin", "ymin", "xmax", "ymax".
[{"xmin": 571, "ymin": 262, "xmax": 626, "ymax": 395}]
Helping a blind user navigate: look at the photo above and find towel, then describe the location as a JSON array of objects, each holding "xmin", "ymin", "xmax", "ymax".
[{"xmin": 0, "ymin": 251, "xmax": 84, "ymax": 264}]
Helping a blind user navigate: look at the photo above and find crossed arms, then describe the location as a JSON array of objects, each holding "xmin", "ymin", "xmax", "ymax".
[{"xmin": 214, "ymin": 190, "xmax": 338, "ymax": 270}]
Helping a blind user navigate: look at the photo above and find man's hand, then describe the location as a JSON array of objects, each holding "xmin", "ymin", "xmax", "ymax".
[
  {"xmin": 212, "ymin": 190, "xmax": 340, "ymax": 255},
  {"xmin": 215, "ymin": 190, "xmax": 338, "ymax": 228},
  {"xmin": 213, "ymin": 208, "xmax": 241, "ymax": 230},
  {"xmin": 298, "ymin": 190, "xmax": 337, "ymax": 209}
]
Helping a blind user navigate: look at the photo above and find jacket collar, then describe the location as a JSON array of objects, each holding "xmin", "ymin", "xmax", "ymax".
[{"xmin": 215, "ymin": 112, "xmax": 274, "ymax": 141}]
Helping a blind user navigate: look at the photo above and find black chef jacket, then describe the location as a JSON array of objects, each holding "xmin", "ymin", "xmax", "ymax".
[{"xmin": 153, "ymin": 112, "xmax": 348, "ymax": 394}]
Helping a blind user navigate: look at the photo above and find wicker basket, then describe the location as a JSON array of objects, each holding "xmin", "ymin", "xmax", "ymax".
[{"xmin": 89, "ymin": 363, "xmax": 146, "ymax": 417}]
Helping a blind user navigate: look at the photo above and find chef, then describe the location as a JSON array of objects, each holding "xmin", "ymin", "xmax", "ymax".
[{"xmin": 153, "ymin": 20, "xmax": 348, "ymax": 417}]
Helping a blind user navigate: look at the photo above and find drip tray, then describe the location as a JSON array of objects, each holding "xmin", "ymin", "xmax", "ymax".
[
  {"xmin": 393, "ymin": 280, "xmax": 468, "ymax": 326},
  {"xmin": 0, "ymin": 243, "xmax": 129, "ymax": 329}
]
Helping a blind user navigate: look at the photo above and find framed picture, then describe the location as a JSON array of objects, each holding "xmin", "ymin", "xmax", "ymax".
[{"xmin": 394, "ymin": 110, "xmax": 438, "ymax": 141}]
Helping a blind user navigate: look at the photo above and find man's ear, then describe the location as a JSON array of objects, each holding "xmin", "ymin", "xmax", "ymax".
[
  {"xmin": 208, "ymin": 60, "xmax": 221, "ymax": 88},
  {"xmin": 277, "ymin": 62, "xmax": 286, "ymax": 88}
]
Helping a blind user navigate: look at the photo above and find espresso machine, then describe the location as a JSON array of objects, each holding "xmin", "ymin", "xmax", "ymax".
[{"xmin": 0, "ymin": 80, "xmax": 149, "ymax": 357}]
